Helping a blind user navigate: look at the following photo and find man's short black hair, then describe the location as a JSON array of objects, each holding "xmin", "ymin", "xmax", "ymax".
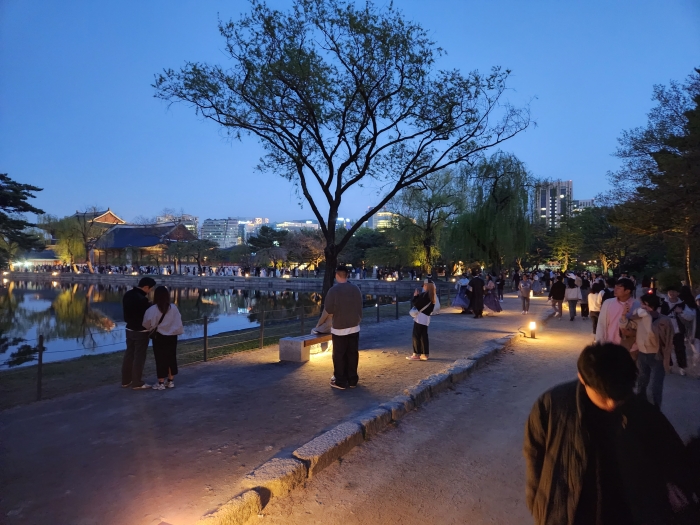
[
  {"xmin": 616, "ymin": 277, "xmax": 635, "ymax": 292},
  {"xmin": 606, "ymin": 277, "xmax": 617, "ymax": 288},
  {"xmin": 666, "ymin": 285, "xmax": 678, "ymax": 292},
  {"xmin": 138, "ymin": 277, "xmax": 156, "ymax": 288},
  {"xmin": 577, "ymin": 343, "xmax": 637, "ymax": 402},
  {"xmin": 335, "ymin": 264, "xmax": 349, "ymax": 274},
  {"xmin": 556, "ymin": 275, "xmax": 563, "ymax": 281},
  {"xmin": 640, "ymin": 293, "xmax": 661, "ymax": 310}
]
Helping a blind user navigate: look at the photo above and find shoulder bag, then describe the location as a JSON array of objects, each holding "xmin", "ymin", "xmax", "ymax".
[
  {"xmin": 149, "ymin": 309, "xmax": 168, "ymax": 341},
  {"xmin": 409, "ymin": 301, "xmax": 431, "ymax": 319}
]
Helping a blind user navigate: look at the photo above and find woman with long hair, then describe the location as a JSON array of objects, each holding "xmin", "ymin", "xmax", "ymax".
[
  {"xmin": 564, "ymin": 278, "xmax": 582, "ymax": 321},
  {"xmin": 407, "ymin": 280, "xmax": 436, "ymax": 361},
  {"xmin": 143, "ymin": 286, "xmax": 184, "ymax": 390}
]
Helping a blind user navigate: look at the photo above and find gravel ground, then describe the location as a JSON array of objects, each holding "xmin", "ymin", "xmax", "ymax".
[
  {"xmin": 1, "ymin": 294, "xmax": 549, "ymax": 525},
  {"xmin": 257, "ymin": 314, "xmax": 700, "ymax": 525}
]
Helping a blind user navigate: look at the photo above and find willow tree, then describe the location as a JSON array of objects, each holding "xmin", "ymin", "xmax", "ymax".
[
  {"xmin": 154, "ymin": 0, "xmax": 530, "ymax": 296},
  {"xmin": 447, "ymin": 152, "xmax": 532, "ymax": 273}
]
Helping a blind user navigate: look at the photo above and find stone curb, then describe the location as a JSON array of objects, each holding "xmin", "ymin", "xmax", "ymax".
[{"xmin": 198, "ymin": 308, "xmax": 555, "ymax": 524}]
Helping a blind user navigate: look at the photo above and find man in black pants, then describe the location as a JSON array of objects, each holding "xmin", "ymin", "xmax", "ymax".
[
  {"xmin": 324, "ymin": 265, "xmax": 363, "ymax": 390},
  {"xmin": 122, "ymin": 277, "xmax": 156, "ymax": 389}
]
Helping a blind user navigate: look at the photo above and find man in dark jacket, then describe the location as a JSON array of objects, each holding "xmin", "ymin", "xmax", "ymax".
[
  {"xmin": 469, "ymin": 270, "xmax": 485, "ymax": 318},
  {"xmin": 548, "ymin": 275, "xmax": 566, "ymax": 318},
  {"xmin": 524, "ymin": 343, "xmax": 697, "ymax": 525},
  {"xmin": 121, "ymin": 277, "xmax": 156, "ymax": 389}
]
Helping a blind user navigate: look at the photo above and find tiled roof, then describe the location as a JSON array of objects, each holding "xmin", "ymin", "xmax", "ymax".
[{"xmin": 96, "ymin": 223, "xmax": 192, "ymax": 249}]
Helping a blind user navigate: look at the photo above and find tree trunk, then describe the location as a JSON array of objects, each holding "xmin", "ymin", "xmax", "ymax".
[
  {"xmin": 322, "ymin": 245, "xmax": 338, "ymax": 299},
  {"xmin": 684, "ymin": 233, "xmax": 692, "ymax": 289}
]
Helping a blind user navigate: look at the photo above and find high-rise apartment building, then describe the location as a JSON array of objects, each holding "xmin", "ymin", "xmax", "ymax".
[
  {"xmin": 572, "ymin": 199, "xmax": 595, "ymax": 214},
  {"xmin": 368, "ymin": 207, "xmax": 397, "ymax": 230},
  {"xmin": 535, "ymin": 180, "xmax": 574, "ymax": 229},
  {"xmin": 200, "ymin": 218, "xmax": 239, "ymax": 248},
  {"xmin": 274, "ymin": 220, "xmax": 320, "ymax": 232}
]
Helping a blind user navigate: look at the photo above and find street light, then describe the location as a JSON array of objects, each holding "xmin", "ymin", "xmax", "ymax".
[{"xmin": 529, "ymin": 321, "xmax": 537, "ymax": 339}]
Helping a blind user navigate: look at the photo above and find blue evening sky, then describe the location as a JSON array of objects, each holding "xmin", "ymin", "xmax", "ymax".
[{"xmin": 1, "ymin": 1, "xmax": 698, "ymax": 224}]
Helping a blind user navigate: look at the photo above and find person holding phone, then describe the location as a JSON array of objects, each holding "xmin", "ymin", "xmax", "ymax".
[{"xmin": 407, "ymin": 281, "xmax": 436, "ymax": 361}]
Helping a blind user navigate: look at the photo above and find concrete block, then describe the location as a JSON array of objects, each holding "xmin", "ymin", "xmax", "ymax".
[
  {"xmin": 279, "ymin": 338, "xmax": 310, "ymax": 362},
  {"xmin": 355, "ymin": 407, "xmax": 392, "ymax": 439},
  {"xmin": 308, "ymin": 340, "xmax": 332, "ymax": 355},
  {"xmin": 468, "ymin": 345, "xmax": 500, "ymax": 365},
  {"xmin": 404, "ymin": 383, "xmax": 431, "ymax": 407},
  {"xmin": 424, "ymin": 372, "xmax": 452, "ymax": 396},
  {"xmin": 380, "ymin": 395, "xmax": 415, "ymax": 421},
  {"xmin": 293, "ymin": 422, "xmax": 364, "ymax": 477},
  {"xmin": 240, "ymin": 457, "xmax": 307, "ymax": 498},
  {"xmin": 197, "ymin": 489, "xmax": 262, "ymax": 525},
  {"xmin": 445, "ymin": 359, "xmax": 477, "ymax": 383}
]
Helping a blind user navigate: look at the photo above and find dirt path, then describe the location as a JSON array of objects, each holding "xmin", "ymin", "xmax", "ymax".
[
  {"xmin": 1, "ymin": 294, "xmax": 548, "ymax": 525},
  {"xmin": 258, "ymin": 314, "xmax": 700, "ymax": 524}
]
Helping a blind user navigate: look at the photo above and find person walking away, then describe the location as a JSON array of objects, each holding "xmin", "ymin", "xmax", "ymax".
[
  {"xmin": 548, "ymin": 275, "xmax": 566, "ymax": 318},
  {"xmin": 588, "ymin": 281, "xmax": 604, "ymax": 337},
  {"xmin": 579, "ymin": 276, "xmax": 590, "ymax": 319},
  {"xmin": 143, "ymin": 286, "xmax": 184, "ymax": 390},
  {"xmin": 660, "ymin": 286, "xmax": 694, "ymax": 376},
  {"xmin": 524, "ymin": 343, "xmax": 698, "ymax": 525},
  {"xmin": 122, "ymin": 277, "xmax": 156, "ymax": 390},
  {"xmin": 512, "ymin": 270, "xmax": 520, "ymax": 292},
  {"xmin": 324, "ymin": 265, "xmax": 363, "ymax": 390},
  {"xmin": 595, "ymin": 278, "xmax": 639, "ymax": 346},
  {"xmin": 495, "ymin": 273, "xmax": 505, "ymax": 301},
  {"xmin": 599, "ymin": 277, "xmax": 617, "ymax": 304},
  {"xmin": 531, "ymin": 274, "xmax": 543, "ymax": 296},
  {"xmin": 483, "ymin": 274, "xmax": 502, "ymax": 313},
  {"xmin": 406, "ymin": 281, "xmax": 436, "ymax": 361},
  {"xmin": 469, "ymin": 270, "xmax": 485, "ymax": 318},
  {"xmin": 519, "ymin": 273, "xmax": 532, "ymax": 315},
  {"xmin": 622, "ymin": 293, "xmax": 674, "ymax": 407},
  {"xmin": 565, "ymin": 278, "xmax": 582, "ymax": 321}
]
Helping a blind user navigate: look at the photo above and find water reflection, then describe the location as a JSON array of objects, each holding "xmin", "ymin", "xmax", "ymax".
[{"xmin": 0, "ymin": 280, "xmax": 409, "ymax": 368}]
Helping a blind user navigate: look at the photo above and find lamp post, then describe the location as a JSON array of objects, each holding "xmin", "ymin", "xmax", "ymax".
[{"xmin": 529, "ymin": 321, "xmax": 537, "ymax": 339}]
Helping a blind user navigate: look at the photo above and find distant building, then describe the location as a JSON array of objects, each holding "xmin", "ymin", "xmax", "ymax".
[
  {"xmin": 535, "ymin": 180, "xmax": 574, "ymax": 229},
  {"xmin": 237, "ymin": 218, "xmax": 270, "ymax": 242},
  {"xmin": 71, "ymin": 208, "xmax": 125, "ymax": 225},
  {"xmin": 200, "ymin": 218, "xmax": 240, "ymax": 248},
  {"xmin": 95, "ymin": 222, "xmax": 196, "ymax": 265},
  {"xmin": 156, "ymin": 213, "xmax": 199, "ymax": 236},
  {"xmin": 368, "ymin": 207, "xmax": 397, "ymax": 230},
  {"xmin": 275, "ymin": 220, "xmax": 320, "ymax": 232},
  {"xmin": 572, "ymin": 199, "xmax": 595, "ymax": 214}
]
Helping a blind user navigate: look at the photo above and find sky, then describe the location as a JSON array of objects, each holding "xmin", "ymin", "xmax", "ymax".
[{"xmin": 1, "ymin": 0, "xmax": 699, "ymax": 225}]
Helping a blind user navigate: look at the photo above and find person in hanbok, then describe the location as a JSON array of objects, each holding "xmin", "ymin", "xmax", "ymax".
[
  {"xmin": 452, "ymin": 274, "xmax": 471, "ymax": 314},
  {"xmin": 532, "ymin": 274, "xmax": 543, "ymax": 296},
  {"xmin": 483, "ymin": 274, "xmax": 503, "ymax": 313}
]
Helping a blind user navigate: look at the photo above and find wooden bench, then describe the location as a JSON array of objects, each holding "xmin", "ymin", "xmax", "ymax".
[{"xmin": 279, "ymin": 333, "xmax": 333, "ymax": 362}]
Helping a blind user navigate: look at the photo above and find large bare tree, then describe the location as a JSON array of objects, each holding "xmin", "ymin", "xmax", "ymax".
[{"xmin": 154, "ymin": 0, "xmax": 530, "ymax": 295}]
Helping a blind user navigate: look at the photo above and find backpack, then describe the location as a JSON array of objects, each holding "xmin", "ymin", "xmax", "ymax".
[{"xmin": 601, "ymin": 288, "xmax": 615, "ymax": 302}]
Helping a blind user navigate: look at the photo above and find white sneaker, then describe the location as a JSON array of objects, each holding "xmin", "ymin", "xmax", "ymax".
[
  {"xmin": 679, "ymin": 369, "xmax": 686, "ymax": 376},
  {"xmin": 166, "ymin": 380, "xmax": 175, "ymax": 388},
  {"xmin": 521, "ymin": 311, "xmax": 525, "ymax": 315},
  {"xmin": 152, "ymin": 382, "xmax": 166, "ymax": 390},
  {"xmin": 132, "ymin": 383, "xmax": 152, "ymax": 390}
]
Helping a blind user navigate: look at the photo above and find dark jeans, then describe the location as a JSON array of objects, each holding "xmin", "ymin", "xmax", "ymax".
[
  {"xmin": 332, "ymin": 332, "xmax": 359, "ymax": 388},
  {"xmin": 671, "ymin": 333, "xmax": 688, "ymax": 369},
  {"xmin": 580, "ymin": 302, "xmax": 589, "ymax": 317},
  {"xmin": 153, "ymin": 334, "xmax": 178, "ymax": 379},
  {"xmin": 590, "ymin": 311, "xmax": 600, "ymax": 334},
  {"xmin": 122, "ymin": 330, "xmax": 149, "ymax": 386},
  {"xmin": 568, "ymin": 300, "xmax": 578, "ymax": 319},
  {"xmin": 497, "ymin": 287, "xmax": 504, "ymax": 300},
  {"xmin": 637, "ymin": 352, "xmax": 665, "ymax": 407},
  {"xmin": 412, "ymin": 322, "xmax": 429, "ymax": 355}
]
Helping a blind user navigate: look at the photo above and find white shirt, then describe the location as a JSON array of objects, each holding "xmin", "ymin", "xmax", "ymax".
[{"xmin": 143, "ymin": 304, "xmax": 184, "ymax": 336}]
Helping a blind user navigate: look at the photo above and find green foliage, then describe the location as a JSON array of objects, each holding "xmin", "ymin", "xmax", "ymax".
[
  {"xmin": 0, "ymin": 174, "xmax": 44, "ymax": 267},
  {"xmin": 447, "ymin": 152, "xmax": 533, "ymax": 272}
]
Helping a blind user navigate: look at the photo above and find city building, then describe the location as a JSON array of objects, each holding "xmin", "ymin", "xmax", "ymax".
[
  {"xmin": 572, "ymin": 199, "xmax": 595, "ymax": 214},
  {"xmin": 535, "ymin": 180, "xmax": 574, "ymax": 229},
  {"xmin": 368, "ymin": 207, "xmax": 398, "ymax": 230},
  {"xmin": 274, "ymin": 220, "xmax": 320, "ymax": 232},
  {"xmin": 200, "ymin": 218, "xmax": 240, "ymax": 248},
  {"xmin": 238, "ymin": 218, "xmax": 270, "ymax": 242},
  {"xmin": 156, "ymin": 213, "xmax": 199, "ymax": 236}
]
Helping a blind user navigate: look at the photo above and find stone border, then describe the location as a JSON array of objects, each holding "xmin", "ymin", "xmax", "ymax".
[{"xmin": 197, "ymin": 308, "xmax": 554, "ymax": 525}]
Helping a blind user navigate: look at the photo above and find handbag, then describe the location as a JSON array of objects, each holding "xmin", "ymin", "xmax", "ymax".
[
  {"xmin": 149, "ymin": 309, "xmax": 167, "ymax": 341},
  {"xmin": 409, "ymin": 301, "xmax": 431, "ymax": 319}
]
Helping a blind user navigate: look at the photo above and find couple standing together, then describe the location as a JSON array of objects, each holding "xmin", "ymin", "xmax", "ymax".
[{"xmin": 121, "ymin": 277, "xmax": 184, "ymax": 391}]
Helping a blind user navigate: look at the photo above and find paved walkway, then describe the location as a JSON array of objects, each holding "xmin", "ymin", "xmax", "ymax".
[
  {"xmin": 2, "ymin": 293, "xmax": 546, "ymax": 525},
  {"xmin": 257, "ymin": 309, "xmax": 700, "ymax": 524}
]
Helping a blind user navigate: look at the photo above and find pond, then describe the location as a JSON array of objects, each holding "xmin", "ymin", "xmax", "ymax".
[{"xmin": 0, "ymin": 279, "xmax": 414, "ymax": 368}]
